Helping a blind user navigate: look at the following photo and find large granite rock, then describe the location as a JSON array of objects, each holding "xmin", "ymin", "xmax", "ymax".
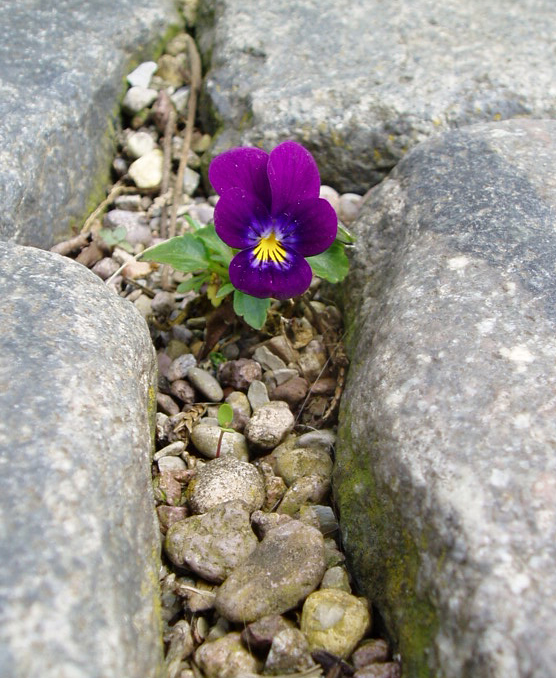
[
  {"xmin": 334, "ymin": 119, "xmax": 556, "ymax": 677},
  {"xmin": 0, "ymin": 244, "xmax": 161, "ymax": 678},
  {"xmin": 0, "ymin": 0, "xmax": 180, "ymax": 248},
  {"xmin": 197, "ymin": 0, "xmax": 556, "ymax": 192}
]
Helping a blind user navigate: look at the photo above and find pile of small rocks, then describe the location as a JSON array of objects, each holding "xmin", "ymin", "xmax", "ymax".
[{"xmin": 52, "ymin": 28, "xmax": 400, "ymax": 678}]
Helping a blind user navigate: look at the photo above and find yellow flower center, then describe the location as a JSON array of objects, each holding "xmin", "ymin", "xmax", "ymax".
[{"xmin": 252, "ymin": 232, "xmax": 287, "ymax": 264}]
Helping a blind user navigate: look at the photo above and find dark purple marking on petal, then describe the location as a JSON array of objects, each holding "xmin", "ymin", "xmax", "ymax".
[
  {"xmin": 208, "ymin": 147, "xmax": 271, "ymax": 207},
  {"xmin": 278, "ymin": 197, "xmax": 338, "ymax": 256},
  {"xmin": 267, "ymin": 141, "xmax": 321, "ymax": 215},
  {"xmin": 214, "ymin": 188, "xmax": 271, "ymax": 249},
  {"xmin": 229, "ymin": 247, "xmax": 313, "ymax": 300}
]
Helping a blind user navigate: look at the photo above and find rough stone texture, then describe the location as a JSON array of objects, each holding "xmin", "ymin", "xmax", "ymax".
[
  {"xmin": 0, "ymin": 244, "xmax": 161, "ymax": 678},
  {"xmin": 215, "ymin": 519, "xmax": 326, "ymax": 622},
  {"xmin": 334, "ymin": 119, "xmax": 556, "ymax": 678},
  {"xmin": 197, "ymin": 0, "xmax": 556, "ymax": 192},
  {"xmin": 164, "ymin": 500, "xmax": 258, "ymax": 583},
  {"xmin": 0, "ymin": 0, "xmax": 180, "ymax": 247}
]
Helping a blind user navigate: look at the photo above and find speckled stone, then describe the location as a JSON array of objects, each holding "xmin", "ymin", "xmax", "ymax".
[
  {"xmin": 186, "ymin": 456, "xmax": 265, "ymax": 514},
  {"xmin": 164, "ymin": 500, "xmax": 258, "ymax": 583},
  {"xmin": 0, "ymin": 244, "xmax": 162, "ymax": 678},
  {"xmin": 197, "ymin": 0, "xmax": 555, "ymax": 193},
  {"xmin": 301, "ymin": 589, "xmax": 371, "ymax": 658},
  {"xmin": 244, "ymin": 401, "xmax": 294, "ymax": 450},
  {"xmin": 335, "ymin": 119, "xmax": 556, "ymax": 678},
  {"xmin": 215, "ymin": 520, "xmax": 326, "ymax": 622},
  {"xmin": 0, "ymin": 0, "xmax": 179, "ymax": 247}
]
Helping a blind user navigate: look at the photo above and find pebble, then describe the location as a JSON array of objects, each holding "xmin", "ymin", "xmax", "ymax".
[
  {"xmin": 320, "ymin": 184, "xmax": 340, "ymax": 213},
  {"xmin": 277, "ymin": 474, "xmax": 331, "ymax": 515},
  {"xmin": 195, "ymin": 632, "xmax": 262, "ymax": 678},
  {"xmin": 165, "ymin": 339, "xmax": 191, "ymax": 360},
  {"xmin": 242, "ymin": 616, "xmax": 291, "ymax": 654},
  {"xmin": 298, "ymin": 339, "xmax": 328, "ymax": 381},
  {"xmin": 297, "ymin": 429, "xmax": 336, "ymax": 449},
  {"xmin": 164, "ymin": 500, "xmax": 258, "ymax": 583},
  {"xmin": 264, "ymin": 627, "xmax": 315, "ymax": 674},
  {"xmin": 252, "ymin": 345, "xmax": 287, "ymax": 371},
  {"xmin": 153, "ymin": 441, "xmax": 186, "ymax": 461},
  {"xmin": 186, "ymin": 456, "xmax": 265, "ymax": 514},
  {"xmin": 354, "ymin": 663, "xmax": 401, "ymax": 678},
  {"xmin": 218, "ymin": 359, "xmax": 262, "ymax": 390},
  {"xmin": 321, "ymin": 565, "xmax": 351, "ymax": 592},
  {"xmin": 301, "ymin": 589, "xmax": 371, "ymax": 658},
  {"xmin": 183, "ymin": 167, "xmax": 201, "ymax": 195},
  {"xmin": 187, "ymin": 367, "xmax": 223, "ymax": 402},
  {"xmin": 265, "ymin": 334, "xmax": 299, "ymax": 364},
  {"xmin": 157, "ymin": 505, "xmax": 189, "ymax": 533},
  {"xmin": 156, "ymin": 53, "xmax": 186, "ymax": 86},
  {"xmin": 158, "ymin": 455, "xmax": 187, "ymax": 473},
  {"xmin": 122, "ymin": 85, "xmax": 158, "ymax": 114},
  {"xmin": 215, "ymin": 520, "xmax": 326, "ymax": 623},
  {"xmin": 338, "ymin": 192, "xmax": 363, "ymax": 224},
  {"xmin": 169, "ymin": 379, "xmax": 196, "ymax": 404},
  {"xmin": 263, "ymin": 367, "xmax": 299, "ymax": 389},
  {"xmin": 122, "ymin": 260, "xmax": 153, "ymax": 279},
  {"xmin": 128, "ymin": 149, "xmax": 163, "ymax": 189},
  {"xmin": 125, "ymin": 130, "xmax": 156, "ymax": 159},
  {"xmin": 244, "ymin": 401, "xmax": 294, "ymax": 450},
  {"xmin": 114, "ymin": 194, "xmax": 142, "ymax": 211},
  {"xmin": 224, "ymin": 390, "xmax": 251, "ymax": 432},
  {"xmin": 150, "ymin": 291, "xmax": 175, "ymax": 316},
  {"xmin": 153, "ymin": 472, "xmax": 184, "ymax": 507},
  {"xmin": 126, "ymin": 61, "xmax": 157, "ymax": 88},
  {"xmin": 156, "ymin": 393, "xmax": 180, "ymax": 416},
  {"xmin": 271, "ymin": 376, "xmax": 309, "ymax": 407},
  {"xmin": 190, "ymin": 420, "xmax": 249, "ymax": 461},
  {"xmin": 247, "ymin": 380, "xmax": 270, "ymax": 410},
  {"xmin": 133, "ymin": 293, "xmax": 152, "ymax": 318},
  {"xmin": 352, "ymin": 639, "xmax": 390, "ymax": 667},
  {"xmin": 170, "ymin": 86, "xmax": 190, "ymax": 113},
  {"xmin": 91, "ymin": 257, "xmax": 119, "ymax": 280},
  {"xmin": 167, "ymin": 353, "xmax": 197, "ymax": 382},
  {"xmin": 271, "ymin": 444, "xmax": 333, "ymax": 487}
]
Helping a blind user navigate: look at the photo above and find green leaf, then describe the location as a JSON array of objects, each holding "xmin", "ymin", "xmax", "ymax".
[
  {"xmin": 184, "ymin": 215, "xmax": 203, "ymax": 231},
  {"xmin": 214, "ymin": 282, "xmax": 235, "ymax": 299},
  {"xmin": 307, "ymin": 240, "xmax": 349, "ymax": 283},
  {"xmin": 336, "ymin": 222, "xmax": 356, "ymax": 244},
  {"xmin": 176, "ymin": 273, "xmax": 210, "ymax": 293},
  {"xmin": 98, "ymin": 228, "xmax": 118, "ymax": 246},
  {"xmin": 141, "ymin": 234, "xmax": 210, "ymax": 272},
  {"xmin": 113, "ymin": 226, "xmax": 128, "ymax": 242},
  {"xmin": 233, "ymin": 290, "xmax": 271, "ymax": 330},
  {"xmin": 194, "ymin": 224, "xmax": 233, "ymax": 267},
  {"xmin": 217, "ymin": 403, "xmax": 234, "ymax": 428}
]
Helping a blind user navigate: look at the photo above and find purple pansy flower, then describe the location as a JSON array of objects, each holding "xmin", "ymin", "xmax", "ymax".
[{"xmin": 209, "ymin": 141, "xmax": 337, "ymax": 300}]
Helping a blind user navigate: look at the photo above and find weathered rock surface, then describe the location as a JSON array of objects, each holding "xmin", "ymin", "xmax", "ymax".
[
  {"xmin": 215, "ymin": 519, "xmax": 326, "ymax": 622},
  {"xmin": 335, "ymin": 119, "xmax": 556, "ymax": 678},
  {"xmin": 0, "ymin": 244, "xmax": 161, "ymax": 678},
  {"xmin": 164, "ymin": 500, "xmax": 257, "ymax": 583},
  {"xmin": 197, "ymin": 0, "xmax": 556, "ymax": 192},
  {"xmin": 0, "ymin": 0, "xmax": 180, "ymax": 247}
]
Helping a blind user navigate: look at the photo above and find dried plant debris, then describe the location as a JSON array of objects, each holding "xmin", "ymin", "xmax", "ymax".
[{"xmin": 52, "ymin": 25, "xmax": 397, "ymax": 678}]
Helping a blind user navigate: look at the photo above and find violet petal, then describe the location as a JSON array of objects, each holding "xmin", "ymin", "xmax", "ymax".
[
  {"xmin": 214, "ymin": 188, "xmax": 271, "ymax": 248},
  {"xmin": 279, "ymin": 197, "xmax": 338, "ymax": 256},
  {"xmin": 229, "ymin": 248, "xmax": 313, "ymax": 300},
  {"xmin": 268, "ymin": 141, "xmax": 321, "ymax": 215},
  {"xmin": 209, "ymin": 147, "xmax": 271, "ymax": 207}
]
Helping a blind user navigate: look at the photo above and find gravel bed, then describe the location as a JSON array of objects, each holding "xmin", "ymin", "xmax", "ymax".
[{"xmin": 52, "ymin": 27, "xmax": 401, "ymax": 678}]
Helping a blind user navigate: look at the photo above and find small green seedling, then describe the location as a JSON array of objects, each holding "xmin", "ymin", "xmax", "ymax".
[
  {"xmin": 215, "ymin": 403, "xmax": 235, "ymax": 458},
  {"xmin": 99, "ymin": 226, "xmax": 134, "ymax": 253}
]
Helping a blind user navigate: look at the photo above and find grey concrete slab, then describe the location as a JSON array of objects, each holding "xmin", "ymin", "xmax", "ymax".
[
  {"xmin": 334, "ymin": 119, "xmax": 556, "ymax": 677},
  {"xmin": 0, "ymin": 244, "xmax": 161, "ymax": 678},
  {"xmin": 0, "ymin": 0, "xmax": 180, "ymax": 248},
  {"xmin": 197, "ymin": 0, "xmax": 556, "ymax": 193}
]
